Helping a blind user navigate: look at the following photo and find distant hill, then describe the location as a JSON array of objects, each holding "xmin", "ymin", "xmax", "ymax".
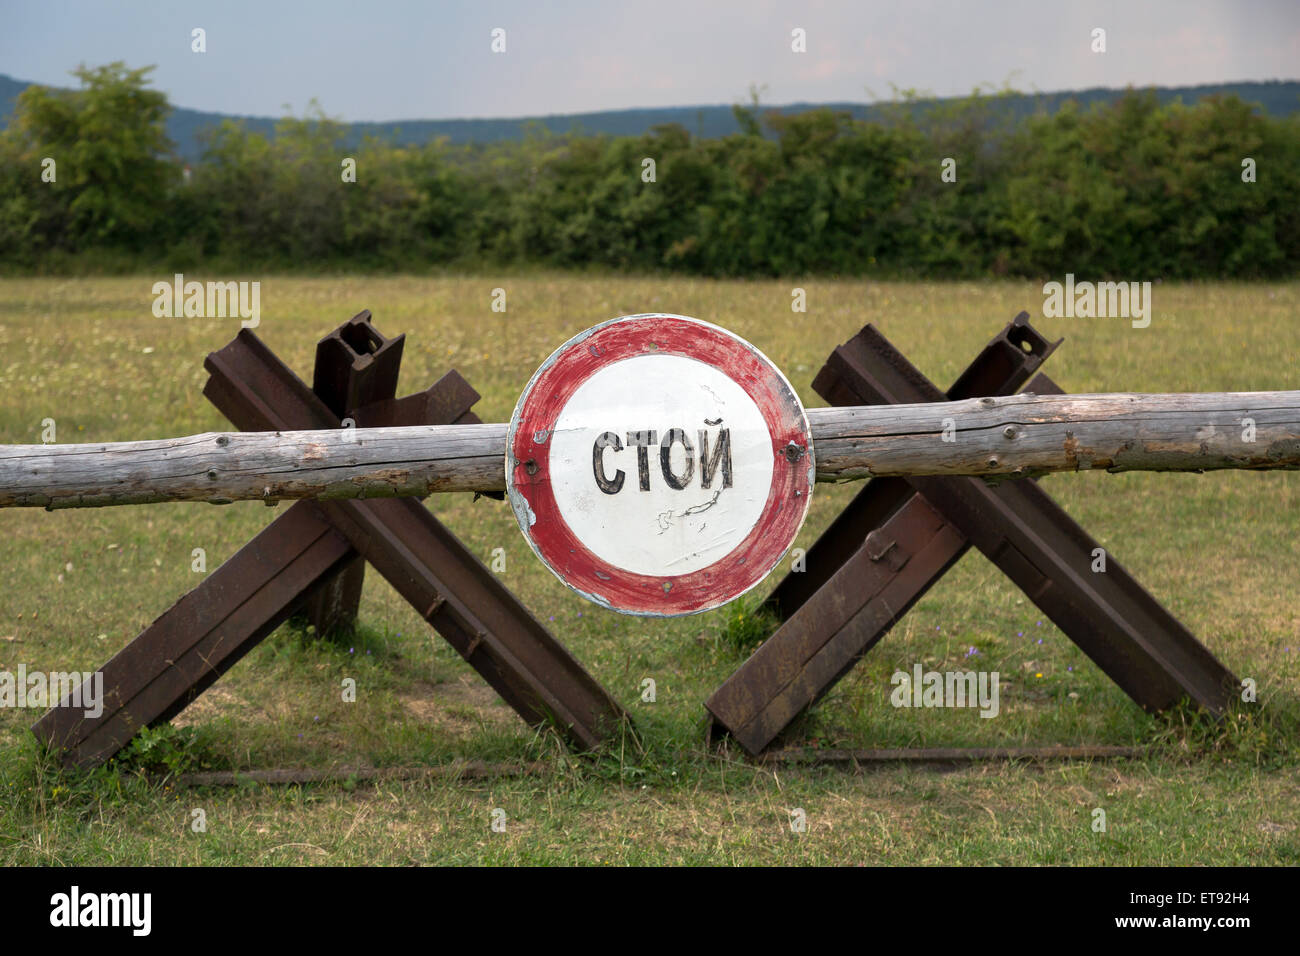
[{"xmin": 2, "ymin": 73, "xmax": 1297, "ymax": 162}]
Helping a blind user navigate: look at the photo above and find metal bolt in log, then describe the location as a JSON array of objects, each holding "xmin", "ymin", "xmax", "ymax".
[{"xmin": 1, "ymin": 391, "xmax": 1298, "ymax": 509}]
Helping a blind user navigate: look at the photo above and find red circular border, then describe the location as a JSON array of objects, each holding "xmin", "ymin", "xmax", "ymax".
[{"xmin": 507, "ymin": 315, "xmax": 813, "ymax": 615}]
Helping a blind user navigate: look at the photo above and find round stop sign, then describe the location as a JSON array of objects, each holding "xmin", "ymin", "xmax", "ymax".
[{"xmin": 506, "ymin": 314, "xmax": 814, "ymax": 616}]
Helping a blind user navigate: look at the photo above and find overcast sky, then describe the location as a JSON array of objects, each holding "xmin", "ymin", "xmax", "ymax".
[{"xmin": 3, "ymin": 0, "xmax": 1298, "ymax": 122}]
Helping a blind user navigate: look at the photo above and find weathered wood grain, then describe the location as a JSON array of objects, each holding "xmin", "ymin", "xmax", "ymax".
[
  {"xmin": 810, "ymin": 390, "xmax": 1300, "ymax": 480},
  {"xmin": 2, "ymin": 391, "xmax": 1297, "ymax": 509}
]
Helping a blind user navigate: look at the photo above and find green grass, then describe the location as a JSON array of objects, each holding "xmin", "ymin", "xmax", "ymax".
[{"xmin": 1, "ymin": 275, "xmax": 1297, "ymax": 865}]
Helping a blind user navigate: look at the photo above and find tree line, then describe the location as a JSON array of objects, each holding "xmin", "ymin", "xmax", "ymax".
[{"xmin": 2, "ymin": 63, "xmax": 1297, "ymax": 278}]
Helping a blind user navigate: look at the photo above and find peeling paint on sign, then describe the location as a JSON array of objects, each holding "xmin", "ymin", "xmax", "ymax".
[{"xmin": 506, "ymin": 314, "xmax": 815, "ymax": 616}]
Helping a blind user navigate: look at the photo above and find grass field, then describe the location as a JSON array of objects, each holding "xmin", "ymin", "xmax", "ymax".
[{"xmin": 1, "ymin": 275, "xmax": 1297, "ymax": 865}]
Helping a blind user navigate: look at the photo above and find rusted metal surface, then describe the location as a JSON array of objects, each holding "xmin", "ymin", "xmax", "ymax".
[
  {"xmin": 828, "ymin": 327, "xmax": 1239, "ymax": 715},
  {"xmin": 766, "ymin": 312, "xmax": 1059, "ymax": 618},
  {"xmin": 35, "ymin": 316, "xmax": 625, "ymax": 766},
  {"xmin": 311, "ymin": 310, "xmax": 405, "ymax": 420},
  {"xmin": 353, "ymin": 378, "xmax": 481, "ymax": 428},
  {"xmin": 32, "ymin": 501, "xmax": 357, "ymax": 767},
  {"xmin": 709, "ymin": 493, "xmax": 973, "ymax": 754},
  {"xmin": 315, "ymin": 496, "xmax": 626, "ymax": 749},
  {"xmin": 708, "ymin": 315, "xmax": 1061, "ymax": 754},
  {"xmin": 204, "ymin": 326, "xmax": 628, "ymax": 752},
  {"xmin": 301, "ymin": 310, "xmax": 407, "ymax": 639},
  {"xmin": 708, "ymin": 316, "xmax": 1237, "ymax": 756},
  {"xmin": 33, "ymin": 318, "xmax": 485, "ymax": 768}
]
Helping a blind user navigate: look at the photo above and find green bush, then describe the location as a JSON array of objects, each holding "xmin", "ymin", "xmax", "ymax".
[{"xmin": 2, "ymin": 63, "xmax": 1297, "ymax": 278}]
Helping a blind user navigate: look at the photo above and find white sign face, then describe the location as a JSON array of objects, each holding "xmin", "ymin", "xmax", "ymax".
[
  {"xmin": 507, "ymin": 314, "xmax": 814, "ymax": 616},
  {"xmin": 547, "ymin": 354, "xmax": 774, "ymax": 577}
]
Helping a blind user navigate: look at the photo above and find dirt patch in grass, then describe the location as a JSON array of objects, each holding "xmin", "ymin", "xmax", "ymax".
[
  {"xmin": 400, "ymin": 677, "xmax": 517, "ymax": 739},
  {"xmin": 170, "ymin": 684, "xmax": 242, "ymax": 728}
]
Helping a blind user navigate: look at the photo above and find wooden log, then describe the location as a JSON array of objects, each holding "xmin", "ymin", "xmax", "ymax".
[
  {"xmin": 761, "ymin": 746, "xmax": 1147, "ymax": 766},
  {"xmin": 0, "ymin": 422, "xmax": 507, "ymax": 509},
  {"xmin": 811, "ymin": 390, "xmax": 1300, "ymax": 480},
  {"xmin": 169, "ymin": 760, "xmax": 549, "ymax": 788},
  {"xmin": 2, "ymin": 391, "xmax": 1298, "ymax": 509}
]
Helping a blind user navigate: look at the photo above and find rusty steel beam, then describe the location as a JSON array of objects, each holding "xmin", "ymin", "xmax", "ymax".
[
  {"xmin": 311, "ymin": 311, "xmax": 406, "ymax": 422},
  {"xmin": 708, "ymin": 315, "xmax": 1062, "ymax": 753},
  {"xmin": 32, "ymin": 322, "xmax": 486, "ymax": 767},
  {"xmin": 765, "ymin": 312, "xmax": 1060, "ymax": 618},
  {"xmin": 32, "ymin": 501, "xmax": 358, "ymax": 767},
  {"xmin": 300, "ymin": 310, "xmax": 407, "ymax": 639},
  {"xmin": 708, "ymin": 317, "xmax": 1237, "ymax": 756},
  {"xmin": 825, "ymin": 327, "xmax": 1239, "ymax": 714},
  {"xmin": 203, "ymin": 328, "xmax": 628, "ymax": 752},
  {"xmin": 31, "ymin": 317, "xmax": 624, "ymax": 764},
  {"xmin": 710, "ymin": 316, "xmax": 1238, "ymax": 755}
]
